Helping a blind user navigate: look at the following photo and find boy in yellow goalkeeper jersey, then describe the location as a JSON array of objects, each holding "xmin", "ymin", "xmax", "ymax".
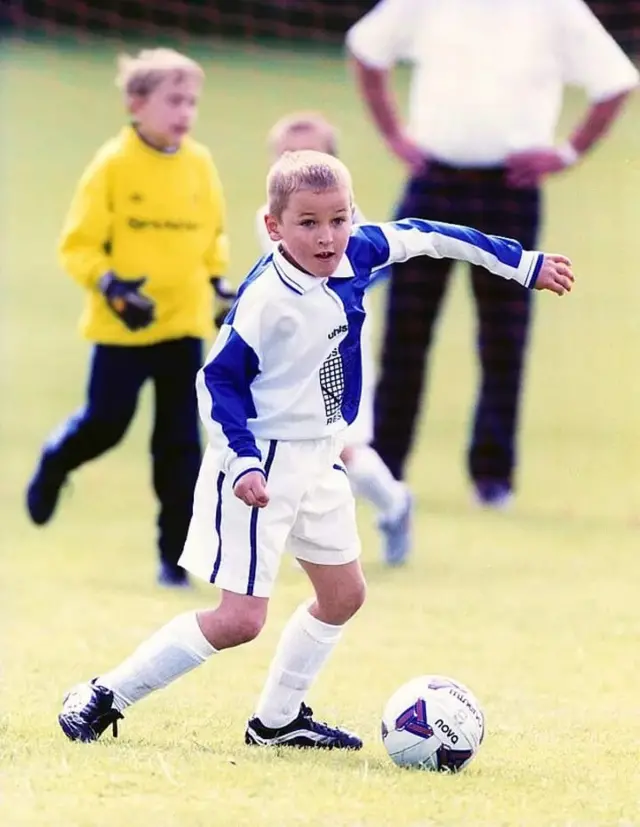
[{"xmin": 26, "ymin": 48, "xmax": 235, "ymax": 587}]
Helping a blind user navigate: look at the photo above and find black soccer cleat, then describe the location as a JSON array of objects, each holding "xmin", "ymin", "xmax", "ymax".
[
  {"xmin": 245, "ymin": 703, "xmax": 362, "ymax": 750},
  {"xmin": 58, "ymin": 681, "xmax": 123, "ymax": 743},
  {"xmin": 26, "ymin": 451, "xmax": 68, "ymax": 525}
]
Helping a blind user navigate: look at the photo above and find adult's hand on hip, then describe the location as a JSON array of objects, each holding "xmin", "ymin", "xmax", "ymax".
[
  {"xmin": 386, "ymin": 131, "xmax": 429, "ymax": 173},
  {"xmin": 505, "ymin": 148, "xmax": 573, "ymax": 188}
]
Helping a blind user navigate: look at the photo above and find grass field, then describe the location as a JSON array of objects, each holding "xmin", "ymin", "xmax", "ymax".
[{"xmin": 2, "ymin": 36, "xmax": 640, "ymax": 827}]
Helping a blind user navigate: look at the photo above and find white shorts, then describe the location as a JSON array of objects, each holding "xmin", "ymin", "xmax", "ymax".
[
  {"xmin": 179, "ymin": 437, "xmax": 361, "ymax": 598},
  {"xmin": 344, "ymin": 308, "xmax": 375, "ymax": 447}
]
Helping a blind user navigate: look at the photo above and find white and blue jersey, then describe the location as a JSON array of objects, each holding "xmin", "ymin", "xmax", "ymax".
[
  {"xmin": 255, "ymin": 202, "xmax": 385, "ymax": 447},
  {"xmin": 196, "ymin": 219, "xmax": 543, "ymax": 485}
]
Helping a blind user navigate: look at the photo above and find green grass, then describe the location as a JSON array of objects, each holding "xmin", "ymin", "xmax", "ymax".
[{"xmin": 2, "ymin": 37, "xmax": 640, "ymax": 827}]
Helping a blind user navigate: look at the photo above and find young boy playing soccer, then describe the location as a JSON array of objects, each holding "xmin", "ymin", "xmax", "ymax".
[
  {"xmin": 25, "ymin": 49, "xmax": 235, "ymax": 588},
  {"xmin": 259, "ymin": 112, "xmax": 413, "ymax": 566},
  {"xmin": 58, "ymin": 150, "xmax": 573, "ymax": 748}
]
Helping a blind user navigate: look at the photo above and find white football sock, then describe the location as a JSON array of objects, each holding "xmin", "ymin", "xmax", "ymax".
[
  {"xmin": 254, "ymin": 603, "xmax": 343, "ymax": 729},
  {"xmin": 346, "ymin": 444, "xmax": 407, "ymax": 519},
  {"xmin": 97, "ymin": 611, "xmax": 216, "ymax": 712}
]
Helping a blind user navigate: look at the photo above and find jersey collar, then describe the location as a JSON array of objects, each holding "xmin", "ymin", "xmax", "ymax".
[
  {"xmin": 273, "ymin": 246, "xmax": 354, "ymax": 294},
  {"xmin": 273, "ymin": 246, "xmax": 323, "ymax": 294}
]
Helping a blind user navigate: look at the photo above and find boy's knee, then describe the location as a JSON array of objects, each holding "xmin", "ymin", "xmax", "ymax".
[
  {"xmin": 232, "ymin": 611, "xmax": 267, "ymax": 645},
  {"xmin": 317, "ymin": 578, "xmax": 366, "ymax": 626},
  {"xmin": 199, "ymin": 594, "xmax": 268, "ymax": 649},
  {"xmin": 344, "ymin": 578, "xmax": 367, "ymax": 618}
]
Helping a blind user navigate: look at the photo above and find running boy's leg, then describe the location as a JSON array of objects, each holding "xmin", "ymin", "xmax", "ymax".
[
  {"xmin": 58, "ymin": 590, "xmax": 267, "ymax": 742},
  {"xmin": 99, "ymin": 592, "xmax": 267, "ymax": 710},
  {"xmin": 150, "ymin": 337, "xmax": 202, "ymax": 584},
  {"xmin": 341, "ymin": 307, "xmax": 413, "ymax": 565},
  {"xmin": 343, "ymin": 312, "xmax": 409, "ymax": 523},
  {"xmin": 26, "ymin": 345, "xmax": 147, "ymax": 525}
]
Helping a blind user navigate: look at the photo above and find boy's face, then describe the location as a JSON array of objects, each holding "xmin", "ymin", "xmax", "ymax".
[
  {"xmin": 266, "ymin": 186, "xmax": 353, "ymax": 278},
  {"xmin": 130, "ymin": 73, "xmax": 202, "ymax": 147}
]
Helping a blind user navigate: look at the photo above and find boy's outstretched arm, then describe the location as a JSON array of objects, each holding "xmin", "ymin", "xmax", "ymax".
[
  {"xmin": 58, "ymin": 151, "xmax": 113, "ymax": 289},
  {"xmin": 355, "ymin": 219, "xmax": 574, "ymax": 294}
]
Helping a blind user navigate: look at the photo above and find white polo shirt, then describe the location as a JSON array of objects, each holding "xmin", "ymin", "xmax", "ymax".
[{"xmin": 347, "ymin": 0, "xmax": 639, "ymax": 166}]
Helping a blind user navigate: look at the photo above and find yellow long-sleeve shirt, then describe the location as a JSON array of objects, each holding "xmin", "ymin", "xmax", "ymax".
[{"xmin": 59, "ymin": 125, "xmax": 229, "ymax": 345}]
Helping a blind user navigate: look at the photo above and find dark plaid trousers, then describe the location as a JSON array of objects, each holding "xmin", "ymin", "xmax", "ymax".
[{"xmin": 372, "ymin": 161, "xmax": 541, "ymax": 487}]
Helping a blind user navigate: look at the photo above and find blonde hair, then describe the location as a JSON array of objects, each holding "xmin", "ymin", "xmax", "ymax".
[
  {"xmin": 115, "ymin": 48, "xmax": 204, "ymax": 98},
  {"xmin": 267, "ymin": 150, "xmax": 353, "ymax": 219},
  {"xmin": 268, "ymin": 112, "xmax": 339, "ymax": 158}
]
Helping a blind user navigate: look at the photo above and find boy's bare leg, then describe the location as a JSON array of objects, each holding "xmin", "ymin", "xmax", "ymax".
[
  {"xmin": 302, "ymin": 558, "xmax": 367, "ymax": 625},
  {"xmin": 58, "ymin": 591, "xmax": 267, "ymax": 741},
  {"xmin": 98, "ymin": 592, "xmax": 268, "ymax": 710},
  {"xmin": 252, "ymin": 560, "xmax": 365, "ymax": 729}
]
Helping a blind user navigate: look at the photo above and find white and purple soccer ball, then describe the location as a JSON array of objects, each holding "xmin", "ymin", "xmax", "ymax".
[{"xmin": 381, "ymin": 675, "xmax": 485, "ymax": 772}]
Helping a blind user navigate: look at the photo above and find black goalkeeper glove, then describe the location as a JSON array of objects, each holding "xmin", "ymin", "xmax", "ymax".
[
  {"xmin": 99, "ymin": 272, "xmax": 155, "ymax": 331},
  {"xmin": 211, "ymin": 276, "xmax": 237, "ymax": 329}
]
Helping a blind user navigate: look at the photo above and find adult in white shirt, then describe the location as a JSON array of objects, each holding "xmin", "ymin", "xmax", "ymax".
[{"xmin": 347, "ymin": 0, "xmax": 638, "ymax": 507}]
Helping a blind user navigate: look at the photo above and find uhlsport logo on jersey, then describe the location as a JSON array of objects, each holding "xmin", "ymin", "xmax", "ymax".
[{"xmin": 328, "ymin": 324, "xmax": 348, "ymax": 340}]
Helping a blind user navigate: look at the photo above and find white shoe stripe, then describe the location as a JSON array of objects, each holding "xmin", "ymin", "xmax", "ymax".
[{"xmin": 247, "ymin": 726, "xmax": 333, "ymax": 746}]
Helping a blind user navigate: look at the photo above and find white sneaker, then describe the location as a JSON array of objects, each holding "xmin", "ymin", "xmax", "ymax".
[{"xmin": 379, "ymin": 490, "xmax": 413, "ymax": 566}]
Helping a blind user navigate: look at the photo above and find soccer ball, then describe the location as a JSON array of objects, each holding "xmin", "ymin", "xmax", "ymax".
[{"xmin": 381, "ymin": 675, "xmax": 485, "ymax": 772}]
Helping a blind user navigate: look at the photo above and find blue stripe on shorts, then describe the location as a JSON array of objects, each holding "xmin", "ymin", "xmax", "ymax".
[
  {"xmin": 247, "ymin": 440, "xmax": 278, "ymax": 596},
  {"xmin": 209, "ymin": 471, "xmax": 226, "ymax": 583}
]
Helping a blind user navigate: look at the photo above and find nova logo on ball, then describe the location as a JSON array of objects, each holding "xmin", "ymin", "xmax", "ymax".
[
  {"xmin": 434, "ymin": 718, "xmax": 459, "ymax": 744},
  {"xmin": 395, "ymin": 700, "xmax": 459, "ymax": 744}
]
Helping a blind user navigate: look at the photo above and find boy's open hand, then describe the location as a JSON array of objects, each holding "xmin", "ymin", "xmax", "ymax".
[
  {"xmin": 234, "ymin": 470, "xmax": 269, "ymax": 508},
  {"xmin": 535, "ymin": 255, "xmax": 574, "ymax": 296}
]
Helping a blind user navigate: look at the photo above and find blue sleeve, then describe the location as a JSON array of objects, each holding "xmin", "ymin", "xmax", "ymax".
[
  {"xmin": 346, "ymin": 225, "xmax": 392, "ymax": 288},
  {"xmin": 350, "ymin": 219, "xmax": 544, "ymax": 288},
  {"xmin": 201, "ymin": 329, "xmax": 262, "ymax": 462}
]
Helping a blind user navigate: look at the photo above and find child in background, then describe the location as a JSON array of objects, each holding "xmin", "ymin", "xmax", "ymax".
[
  {"xmin": 258, "ymin": 112, "xmax": 413, "ymax": 566},
  {"xmin": 58, "ymin": 150, "xmax": 574, "ymax": 749},
  {"xmin": 26, "ymin": 49, "xmax": 235, "ymax": 587}
]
